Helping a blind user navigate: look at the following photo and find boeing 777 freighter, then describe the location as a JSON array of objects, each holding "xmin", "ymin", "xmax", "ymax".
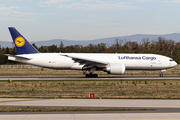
[{"xmin": 5, "ymin": 27, "xmax": 177, "ymax": 77}]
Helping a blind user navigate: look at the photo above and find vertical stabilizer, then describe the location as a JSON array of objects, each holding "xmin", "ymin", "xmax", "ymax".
[{"xmin": 8, "ymin": 27, "xmax": 39, "ymax": 54}]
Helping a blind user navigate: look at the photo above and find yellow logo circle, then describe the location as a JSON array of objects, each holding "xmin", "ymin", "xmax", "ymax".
[{"xmin": 15, "ymin": 37, "xmax": 25, "ymax": 47}]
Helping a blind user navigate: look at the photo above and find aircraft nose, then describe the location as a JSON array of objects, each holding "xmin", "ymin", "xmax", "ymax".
[
  {"xmin": 169, "ymin": 61, "xmax": 177, "ymax": 67},
  {"xmin": 174, "ymin": 61, "xmax": 177, "ymax": 66},
  {"xmin": 172, "ymin": 61, "xmax": 177, "ymax": 67}
]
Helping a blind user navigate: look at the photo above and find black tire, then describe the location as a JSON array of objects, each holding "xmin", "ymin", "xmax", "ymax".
[
  {"xmin": 94, "ymin": 74, "xmax": 98, "ymax": 78},
  {"xmin": 90, "ymin": 74, "xmax": 94, "ymax": 78},
  {"xmin": 86, "ymin": 74, "xmax": 98, "ymax": 78},
  {"xmin": 85, "ymin": 74, "xmax": 90, "ymax": 78},
  {"xmin": 160, "ymin": 74, "xmax": 163, "ymax": 77}
]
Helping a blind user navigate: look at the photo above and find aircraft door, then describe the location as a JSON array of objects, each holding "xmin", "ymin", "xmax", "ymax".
[{"xmin": 158, "ymin": 58, "xmax": 162, "ymax": 64}]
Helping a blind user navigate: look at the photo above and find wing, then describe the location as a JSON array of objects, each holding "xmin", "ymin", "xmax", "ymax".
[{"xmin": 61, "ymin": 54, "xmax": 108, "ymax": 69}]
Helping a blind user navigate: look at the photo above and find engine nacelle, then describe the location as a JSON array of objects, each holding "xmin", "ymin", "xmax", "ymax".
[{"xmin": 105, "ymin": 63, "xmax": 126, "ymax": 75}]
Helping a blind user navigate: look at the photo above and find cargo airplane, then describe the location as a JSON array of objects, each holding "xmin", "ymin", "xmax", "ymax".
[{"xmin": 6, "ymin": 27, "xmax": 177, "ymax": 77}]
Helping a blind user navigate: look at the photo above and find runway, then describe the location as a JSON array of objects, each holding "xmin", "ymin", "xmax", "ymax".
[
  {"xmin": 0, "ymin": 113, "xmax": 180, "ymax": 120},
  {"xmin": 1, "ymin": 98, "xmax": 180, "ymax": 120},
  {"xmin": 2, "ymin": 99, "xmax": 180, "ymax": 109},
  {"xmin": 0, "ymin": 76, "xmax": 179, "ymax": 80},
  {"xmin": 1, "ymin": 113, "xmax": 180, "ymax": 120}
]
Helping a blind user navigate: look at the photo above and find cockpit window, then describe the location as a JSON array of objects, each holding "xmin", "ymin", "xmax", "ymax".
[{"xmin": 170, "ymin": 59, "xmax": 174, "ymax": 62}]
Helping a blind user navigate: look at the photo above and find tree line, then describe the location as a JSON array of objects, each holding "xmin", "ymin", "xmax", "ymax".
[{"xmin": 0, "ymin": 37, "xmax": 180, "ymax": 64}]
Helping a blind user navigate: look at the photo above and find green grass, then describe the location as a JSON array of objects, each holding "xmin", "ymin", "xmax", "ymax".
[
  {"xmin": 0, "ymin": 67, "xmax": 179, "ymax": 77},
  {"xmin": 0, "ymin": 80, "xmax": 180, "ymax": 99}
]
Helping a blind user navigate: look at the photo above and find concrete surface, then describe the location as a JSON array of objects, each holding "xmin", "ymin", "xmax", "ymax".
[
  {"xmin": 1, "ymin": 99, "xmax": 180, "ymax": 108},
  {"xmin": 0, "ymin": 113, "xmax": 180, "ymax": 120}
]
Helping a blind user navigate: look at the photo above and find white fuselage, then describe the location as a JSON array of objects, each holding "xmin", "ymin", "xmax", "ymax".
[{"xmin": 8, "ymin": 53, "xmax": 177, "ymax": 70}]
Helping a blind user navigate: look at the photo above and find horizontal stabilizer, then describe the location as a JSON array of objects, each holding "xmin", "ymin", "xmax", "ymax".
[{"xmin": 5, "ymin": 54, "xmax": 32, "ymax": 60}]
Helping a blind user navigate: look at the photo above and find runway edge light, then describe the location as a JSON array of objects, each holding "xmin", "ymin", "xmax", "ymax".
[{"xmin": 8, "ymin": 79, "xmax": 12, "ymax": 83}]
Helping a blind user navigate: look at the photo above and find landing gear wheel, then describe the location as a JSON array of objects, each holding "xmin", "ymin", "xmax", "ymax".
[
  {"xmin": 90, "ymin": 74, "xmax": 94, "ymax": 78},
  {"xmin": 85, "ymin": 73, "xmax": 98, "ymax": 78},
  {"xmin": 159, "ymin": 69, "xmax": 166, "ymax": 77},
  {"xmin": 94, "ymin": 74, "xmax": 98, "ymax": 78},
  {"xmin": 85, "ymin": 74, "xmax": 90, "ymax": 78}
]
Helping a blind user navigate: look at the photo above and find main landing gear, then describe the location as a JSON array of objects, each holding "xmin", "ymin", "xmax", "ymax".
[
  {"xmin": 85, "ymin": 67, "xmax": 98, "ymax": 78},
  {"xmin": 159, "ymin": 69, "xmax": 166, "ymax": 77},
  {"xmin": 85, "ymin": 73, "xmax": 98, "ymax": 78}
]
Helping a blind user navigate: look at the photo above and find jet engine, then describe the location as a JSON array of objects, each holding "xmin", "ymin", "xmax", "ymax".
[{"xmin": 105, "ymin": 63, "xmax": 126, "ymax": 75}]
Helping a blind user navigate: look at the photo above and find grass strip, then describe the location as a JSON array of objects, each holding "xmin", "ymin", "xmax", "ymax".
[
  {"xmin": 0, "ymin": 67, "xmax": 178, "ymax": 77},
  {"xmin": 0, "ymin": 107, "xmax": 155, "ymax": 112},
  {"xmin": 1, "ymin": 80, "xmax": 180, "ymax": 99}
]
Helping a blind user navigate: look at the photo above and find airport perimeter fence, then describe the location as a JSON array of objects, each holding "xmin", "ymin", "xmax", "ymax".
[{"xmin": 0, "ymin": 64, "xmax": 180, "ymax": 69}]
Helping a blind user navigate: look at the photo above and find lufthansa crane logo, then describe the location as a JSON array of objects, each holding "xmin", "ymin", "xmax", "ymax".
[{"xmin": 15, "ymin": 37, "xmax": 25, "ymax": 47}]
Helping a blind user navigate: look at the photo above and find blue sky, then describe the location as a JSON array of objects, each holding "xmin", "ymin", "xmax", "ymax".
[{"xmin": 0, "ymin": 0, "xmax": 180, "ymax": 41}]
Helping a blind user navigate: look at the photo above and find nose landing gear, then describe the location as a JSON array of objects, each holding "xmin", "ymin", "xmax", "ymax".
[
  {"xmin": 159, "ymin": 73, "xmax": 163, "ymax": 77},
  {"xmin": 159, "ymin": 69, "xmax": 166, "ymax": 77}
]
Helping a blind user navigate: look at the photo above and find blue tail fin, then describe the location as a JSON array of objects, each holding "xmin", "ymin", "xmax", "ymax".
[{"xmin": 8, "ymin": 27, "xmax": 39, "ymax": 54}]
